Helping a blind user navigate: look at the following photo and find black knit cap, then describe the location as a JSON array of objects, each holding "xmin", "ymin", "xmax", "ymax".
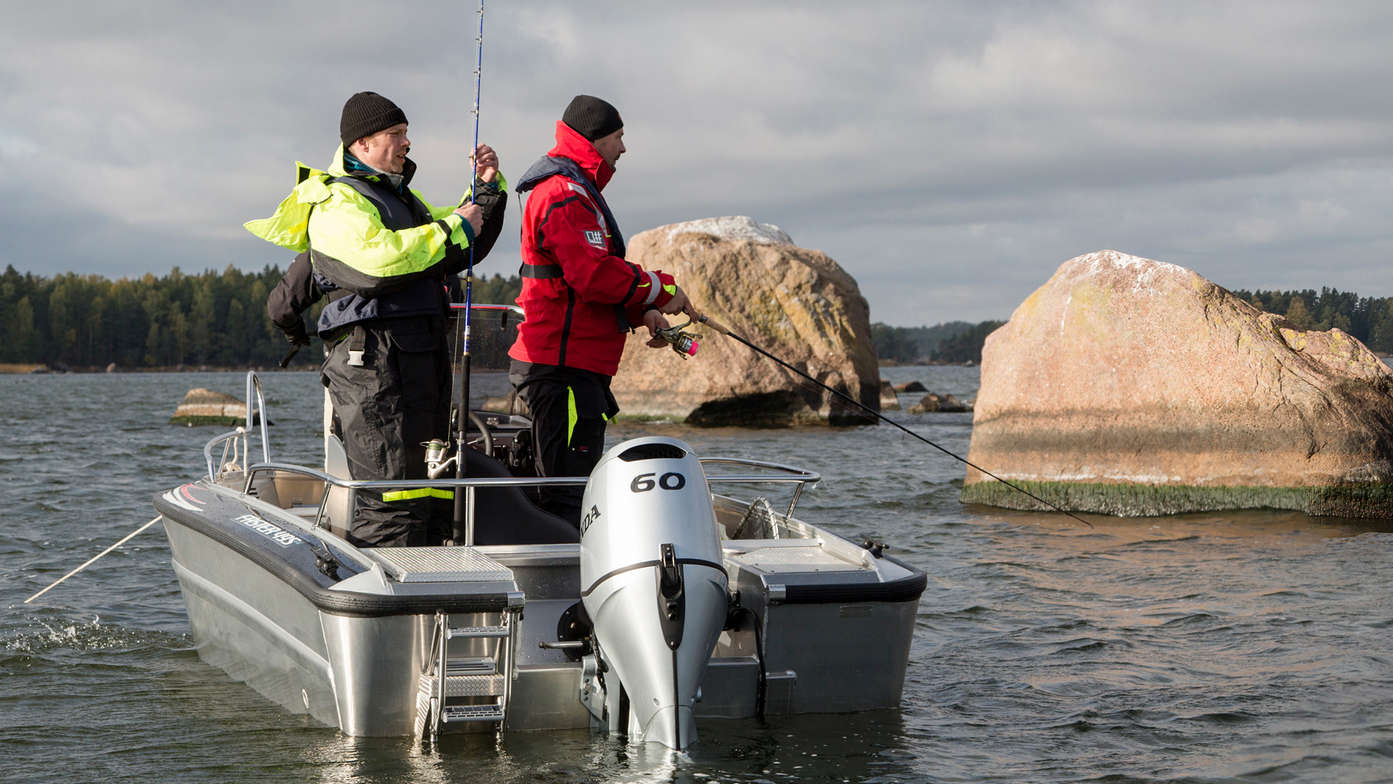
[
  {"xmin": 562, "ymin": 95, "xmax": 623, "ymax": 141},
  {"xmin": 340, "ymin": 91, "xmax": 408, "ymax": 146}
]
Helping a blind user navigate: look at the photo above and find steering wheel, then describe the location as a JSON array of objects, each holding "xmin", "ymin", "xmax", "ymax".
[{"xmin": 464, "ymin": 411, "xmax": 494, "ymax": 457}]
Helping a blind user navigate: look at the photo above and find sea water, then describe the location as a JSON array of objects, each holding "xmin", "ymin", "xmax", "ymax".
[{"xmin": 3, "ymin": 368, "xmax": 1392, "ymax": 783}]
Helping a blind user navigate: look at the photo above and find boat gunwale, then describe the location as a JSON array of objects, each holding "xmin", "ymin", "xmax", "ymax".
[
  {"xmin": 157, "ymin": 479, "xmax": 928, "ymax": 621},
  {"xmin": 156, "ymin": 484, "xmax": 518, "ymax": 618}
]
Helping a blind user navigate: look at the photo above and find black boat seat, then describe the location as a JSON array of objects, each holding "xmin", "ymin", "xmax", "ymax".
[{"xmin": 461, "ymin": 448, "xmax": 579, "ymax": 545}]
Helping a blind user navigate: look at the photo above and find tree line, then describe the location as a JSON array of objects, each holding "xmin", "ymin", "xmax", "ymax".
[
  {"xmin": 871, "ymin": 320, "xmax": 1007, "ymax": 365},
  {"xmin": 4, "ymin": 265, "xmax": 1390, "ymax": 369},
  {"xmin": 0, "ymin": 264, "xmax": 522, "ymax": 370},
  {"xmin": 873, "ymin": 287, "xmax": 1393, "ymax": 365}
]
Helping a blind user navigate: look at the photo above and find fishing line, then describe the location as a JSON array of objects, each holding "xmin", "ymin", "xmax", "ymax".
[
  {"xmin": 696, "ymin": 316, "xmax": 1095, "ymax": 529},
  {"xmin": 450, "ymin": 0, "xmax": 486, "ymax": 543}
]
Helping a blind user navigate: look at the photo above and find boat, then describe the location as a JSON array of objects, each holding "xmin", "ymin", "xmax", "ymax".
[{"xmin": 153, "ymin": 305, "xmax": 926, "ymax": 749}]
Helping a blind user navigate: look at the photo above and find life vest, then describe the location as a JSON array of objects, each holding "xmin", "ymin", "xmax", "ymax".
[{"xmin": 310, "ymin": 175, "xmax": 452, "ymax": 336}]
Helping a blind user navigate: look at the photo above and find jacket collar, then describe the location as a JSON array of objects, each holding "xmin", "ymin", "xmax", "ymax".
[
  {"xmin": 328, "ymin": 144, "xmax": 417, "ymax": 189},
  {"xmin": 547, "ymin": 121, "xmax": 614, "ymax": 190}
]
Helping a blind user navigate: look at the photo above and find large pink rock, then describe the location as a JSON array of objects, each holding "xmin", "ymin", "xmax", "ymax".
[
  {"xmin": 963, "ymin": 250, "xmax": 1393, "ymax": 517},
  {"xmin": 611, "ymin": 217, "xmax": 880, "ymax": 426}
]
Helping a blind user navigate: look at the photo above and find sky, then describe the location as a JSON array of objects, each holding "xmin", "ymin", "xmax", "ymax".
[{"xmin": 2, "ymin": 1, "xmax": 1390, "ymax": 326}]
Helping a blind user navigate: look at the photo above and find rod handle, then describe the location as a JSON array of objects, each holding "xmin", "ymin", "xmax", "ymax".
[{"xmin": 697, "ymin": 314, "xmax": 731, "ymax": 336}]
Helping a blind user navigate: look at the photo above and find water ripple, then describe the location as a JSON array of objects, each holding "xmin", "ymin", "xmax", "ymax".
[{"xmin": 3, "ymin": 370, "xmax": 1393, "ymax": 782}]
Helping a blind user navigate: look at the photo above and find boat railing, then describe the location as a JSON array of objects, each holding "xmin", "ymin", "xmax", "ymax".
[
  {"xmin": 696, "ymin": 458, "xmax": 820, "ymax": 520},
  {"xmin": 236, "ymin": 457, "xmax": 819, "ymax": 544},
  {"xmin": 202, "ymin": 370, "xmax": 271, "ymax": 482},
  {"xmin": 242, "ymin": 462, "xmax": 589, "ymax": 545},
  {"xmin": 448, "ymin": 302, "xmax": 524, "ymax": 317},
  {"xmin": 205, "ymin": 369, "xmax": 823, "ymax": 541}
]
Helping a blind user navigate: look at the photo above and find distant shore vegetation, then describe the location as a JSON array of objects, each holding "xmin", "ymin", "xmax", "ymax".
[
  {"xmin": 2, "ymin": 265, "xmax": 1390, "ymax": 371},
  {"xmin": 0, "ymin": 265, "xmax": 522, "ymax": 372}
]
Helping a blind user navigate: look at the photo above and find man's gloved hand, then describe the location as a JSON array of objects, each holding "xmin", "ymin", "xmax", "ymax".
[{"xmin": 284, "ymin": 321, "xmax": 311, "ymax": 347}]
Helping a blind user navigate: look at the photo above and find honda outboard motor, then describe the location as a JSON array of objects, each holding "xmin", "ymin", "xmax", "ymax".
[{"xmin": 578, "ymin": 437, "xmax": 728, "ymax": 750}]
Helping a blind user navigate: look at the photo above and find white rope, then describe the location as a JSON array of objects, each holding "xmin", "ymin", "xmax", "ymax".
[{"xmin": 24, "ymin": 516, "xmax": 163, "ymax": 604}]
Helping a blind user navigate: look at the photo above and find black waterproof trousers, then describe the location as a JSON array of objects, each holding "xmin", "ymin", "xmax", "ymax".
[
  {"xmin": 322, "ymin": 318, "xmax": 453, "ymax": 547},
  {"xmin": 509, "ymin": 361, "xmax": 618, "ymax": 526}
]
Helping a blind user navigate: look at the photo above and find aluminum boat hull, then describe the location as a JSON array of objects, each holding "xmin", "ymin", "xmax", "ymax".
[{"xmin": 156, "ymin": 477, "xmax": 924, "ymax": 738}]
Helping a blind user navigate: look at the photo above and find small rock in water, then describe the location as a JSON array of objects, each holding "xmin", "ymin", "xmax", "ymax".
[
  {"xmin": 908, "ymin": 392, "xmax": 971, "ymax": 413},
  {"xmin": 879, "ymin": 380, "xmax": 900, "ymax": 411},
  {"xmin": 171, "ymin": 388, "xmax": 262, "ymax": 426}
]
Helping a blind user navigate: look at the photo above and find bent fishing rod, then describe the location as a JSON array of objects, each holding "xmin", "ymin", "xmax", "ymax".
[
  {"xmin": 449, "ymin": 0, "xmax": 486, "ymax": 544},
  {"xmin": 693, "ymin": 315, "xmax": 1095, "ymax": 529}
]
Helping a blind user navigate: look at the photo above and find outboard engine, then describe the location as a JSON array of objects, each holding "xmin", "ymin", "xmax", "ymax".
[{"xmin": 578, "ymin": 437, "xmax": 728, "ymax": 750}]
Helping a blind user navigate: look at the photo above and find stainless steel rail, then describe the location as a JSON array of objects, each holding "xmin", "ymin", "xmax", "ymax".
[
  {"xmin": 697, "ymin": 457, "xmax": 820, "ymax": 519},
  {"xmin": 237, "ymin": 457, "xmax": 820, "ymax": 542},
  {"xmin": 201, "ymin": 371, "xmax": 271, "ymax": 481},
  {"xmin": 200, "ymin": 357, "xmax": 824, "ymax": 541},
  {"xmin": 241, "ymin": 462, "xmax": 588, "ymax": 545}
]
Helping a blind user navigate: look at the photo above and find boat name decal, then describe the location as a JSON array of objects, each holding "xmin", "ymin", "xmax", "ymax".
[{"xmin": 234, "ymin": 514, "xmax": 300, "ymax": 548}]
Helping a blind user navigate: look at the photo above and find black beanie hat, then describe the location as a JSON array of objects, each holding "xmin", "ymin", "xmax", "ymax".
[
  {"xmin": 340, "ymin": 91, "xmax": 408, "ymax": 146},
  {"xmin": 562, "ymin": 95, "xmax": 623, "ymax": 141}
]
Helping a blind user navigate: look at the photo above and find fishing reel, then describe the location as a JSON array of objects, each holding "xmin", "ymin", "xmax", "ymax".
[
  {"xmin": 656, "ymin": 319, "xmax": 699, "ymax": 359},
  {"xmin": 424, "ymin": 412, "xmax": 498, "ymax": 478},
  {"xmin": 423, "ymin": 438, "xmax": 457, "ymax": 479}
]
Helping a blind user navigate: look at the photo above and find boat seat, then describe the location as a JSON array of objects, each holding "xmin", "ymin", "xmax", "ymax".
[
  {"xmin": 462, "ymin": 449, "xmax": 579, "ymax": 545},
  {"xmin": 323, "ymin": 435, "xmax": 353, "ymax": 540}
]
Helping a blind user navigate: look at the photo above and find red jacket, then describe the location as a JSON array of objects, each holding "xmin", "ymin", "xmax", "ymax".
[{"xmin": 508, "ymin": 121, "xmax": 676, "ymax": 376}]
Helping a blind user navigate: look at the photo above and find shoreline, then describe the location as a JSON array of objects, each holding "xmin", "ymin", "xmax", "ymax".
[{"xmin": 0, "ymin": 363, "xmax": 313, "ymax": 375}]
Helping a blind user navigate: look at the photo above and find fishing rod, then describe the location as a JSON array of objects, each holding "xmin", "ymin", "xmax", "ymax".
[
  {"xmin": 693, "ymin": 315, "xmax": 1095, "ymax": 529},
  {"xmin": 449, "ymin": 0, "xmax": 486, "ymax": 545}
]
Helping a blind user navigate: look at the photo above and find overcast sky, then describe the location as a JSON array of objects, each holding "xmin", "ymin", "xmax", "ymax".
[{"xmin": 3, "ymin": 1, "xmax": 1390, "ymax": 325}]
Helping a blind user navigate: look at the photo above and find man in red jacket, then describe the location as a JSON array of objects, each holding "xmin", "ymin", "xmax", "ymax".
[{"xmin": 508, "ymin": 94, "xmax": 698, "ymax": 523}]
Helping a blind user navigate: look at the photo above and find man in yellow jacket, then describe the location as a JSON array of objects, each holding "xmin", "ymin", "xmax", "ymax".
[{"xmin": 247, "ymin": 91, "xmax": 507, "ymax": 547}]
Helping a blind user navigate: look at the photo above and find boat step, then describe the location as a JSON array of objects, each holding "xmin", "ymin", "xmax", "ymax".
[
  {"xmin": 446, "ymin": 625, "xmax": 510, "ymax": 640},
  {"xmin": 441, "ymin": 703, "xmax": 506, "ymax": 724},
  {"xmin": 445, "ymin": 656, "xmax": 496, "ymax": 676},
  {"xmin": 443, "ymin": 673, "xmax": 506, "ymax": 698}
]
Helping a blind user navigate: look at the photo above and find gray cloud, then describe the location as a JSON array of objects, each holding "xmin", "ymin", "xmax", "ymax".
[{"xmin": 2, "ymin": 1, "xmax": 1390, "ymax": 326}]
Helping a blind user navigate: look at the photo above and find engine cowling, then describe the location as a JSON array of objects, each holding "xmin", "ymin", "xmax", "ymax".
[{"xmin": 578, "ymin": 437, "xmax": 728, "ymax": 750}]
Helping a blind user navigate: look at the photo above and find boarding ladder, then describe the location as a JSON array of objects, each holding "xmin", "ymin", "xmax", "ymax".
[{"xmin": 416, "ymin": 607, "xmax": 521, "ymax": 737}]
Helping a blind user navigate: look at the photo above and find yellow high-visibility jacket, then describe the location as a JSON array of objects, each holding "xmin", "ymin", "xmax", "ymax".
[{"xmin": 245, "ymin": 145, "xmax": 505, "ymax": 298}]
